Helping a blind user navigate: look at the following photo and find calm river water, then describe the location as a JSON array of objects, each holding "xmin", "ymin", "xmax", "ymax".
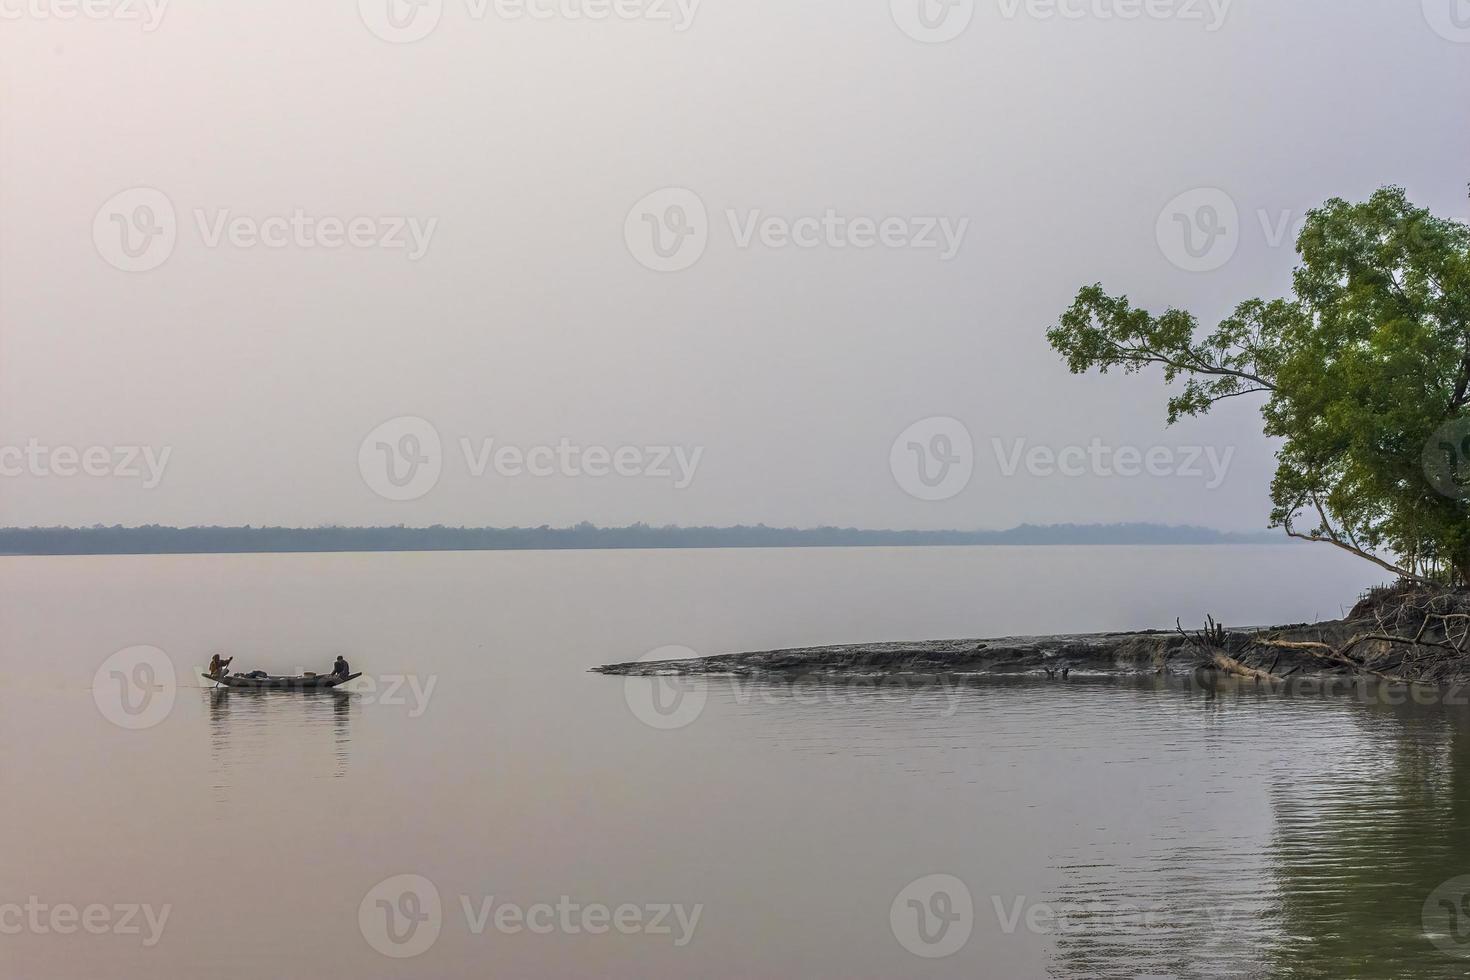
[{"xmin": 5, "ymin": 545, "xmax": 1469, "ymax": 978}]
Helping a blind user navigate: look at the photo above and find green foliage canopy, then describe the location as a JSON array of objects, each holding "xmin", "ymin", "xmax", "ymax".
[{"xmin": 1048, "ymin": 187, "xmax": 1470, "ymax": 582}]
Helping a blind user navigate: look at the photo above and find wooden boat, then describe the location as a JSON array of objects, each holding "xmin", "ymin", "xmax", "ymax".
[{"xmin": 202, "ymin": 672, "xmax": 362, "ymax": 691}]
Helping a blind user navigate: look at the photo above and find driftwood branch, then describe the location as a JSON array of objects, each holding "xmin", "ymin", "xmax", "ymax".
[
  {"xmin": 1179, "ymin": 616, "xmax": 1283, "ymax": 683},
  {"xmin": 1250, "ymin": 635, "xmax": 1440, "ymax": 686}
]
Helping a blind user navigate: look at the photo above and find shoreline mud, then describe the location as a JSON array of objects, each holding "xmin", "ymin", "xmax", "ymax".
[
  {"xmin": 596, "ymin": 584, "xmax": 1470, "ymax": 687},
  {"xmin": 594, "ymin": 628, "xmax": 1310, "ymax": 679}
]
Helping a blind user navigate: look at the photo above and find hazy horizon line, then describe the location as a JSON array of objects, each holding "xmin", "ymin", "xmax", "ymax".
[
  {"xmin": 0, "ymin": 519, "xmax": 1280, "ymax": 535},
  {"xmin": 0, "ymin": 521, "xmax": 1289, "ymax": 557}
]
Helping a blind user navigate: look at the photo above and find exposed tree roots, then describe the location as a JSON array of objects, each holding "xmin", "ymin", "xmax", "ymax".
[{"xmin": 1181, "ymin": 582, "xmax": 1470, "ymax": 688}]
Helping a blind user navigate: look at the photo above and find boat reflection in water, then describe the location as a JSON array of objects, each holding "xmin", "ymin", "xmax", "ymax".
[{"xmin": 206, "ymin": 684, "xmax": 356, "ymax": 799}]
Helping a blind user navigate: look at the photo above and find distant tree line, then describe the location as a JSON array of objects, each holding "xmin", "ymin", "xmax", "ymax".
[{"xmin": 0, "ymin": 523, "xmax": 1280, "ymax": 556}]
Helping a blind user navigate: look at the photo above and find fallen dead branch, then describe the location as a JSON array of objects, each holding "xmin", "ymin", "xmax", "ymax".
[{"xmin": 1178, "ymin": 616, "xmax": 1283, "ymax": 683}]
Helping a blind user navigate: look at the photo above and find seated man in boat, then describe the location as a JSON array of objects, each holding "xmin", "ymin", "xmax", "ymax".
[
  {"xmin": 331, "ymin": 655, "xmax": 350, "ymax": 679},
  {"xmin": 207, "ymin": 653, "xmax": 234, "ymax": 679}
]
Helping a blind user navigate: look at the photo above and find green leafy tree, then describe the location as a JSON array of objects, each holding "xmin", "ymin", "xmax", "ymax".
[{"xmin": 1048, "ymin": 186, "xmax": 1470, "ymax": 583}]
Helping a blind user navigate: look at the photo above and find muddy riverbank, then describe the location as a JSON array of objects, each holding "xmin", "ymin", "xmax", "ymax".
[{"xmin": 596, "ymin": 582, "xmax": 1470, "ymax": 687}]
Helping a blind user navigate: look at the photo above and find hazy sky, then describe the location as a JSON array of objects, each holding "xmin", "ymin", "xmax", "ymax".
[{"xmin": 2, "ymin": 0, "xmax": 1467, "ymax": 530}]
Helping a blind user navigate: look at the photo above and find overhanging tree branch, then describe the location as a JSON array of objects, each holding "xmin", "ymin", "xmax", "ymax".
[{"xmin": 1283, "ymin": 497, "xmax": 1431, "ymax": 585}]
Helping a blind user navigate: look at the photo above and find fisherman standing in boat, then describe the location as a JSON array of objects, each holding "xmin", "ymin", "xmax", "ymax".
[
  {"xmin": 208, "ymin": 653, "xmax": 233, "ymax": 679},
  {"xmin": 331, "ymin": 655, "xmax": 350, "ymax": 680}
]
